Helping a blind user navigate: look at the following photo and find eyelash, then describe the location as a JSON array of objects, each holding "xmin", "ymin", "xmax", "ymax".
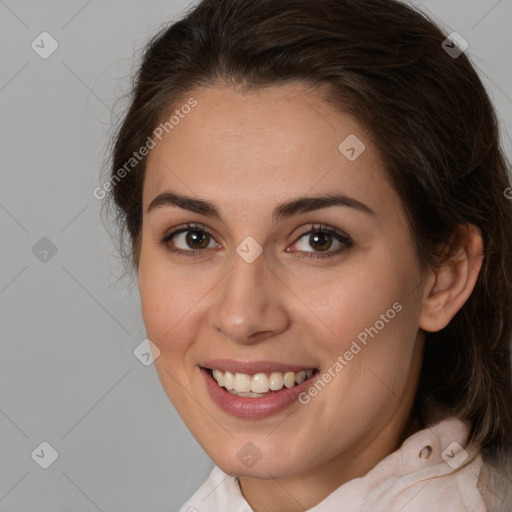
[{"xmin": 160, "ymin": 222, "xmax": 353, "ymax": 260}]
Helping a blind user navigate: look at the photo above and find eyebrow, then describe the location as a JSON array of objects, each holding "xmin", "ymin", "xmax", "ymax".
[{"xmin": 146, "ymin": 190, "xmax": 375, "ymax": 224}]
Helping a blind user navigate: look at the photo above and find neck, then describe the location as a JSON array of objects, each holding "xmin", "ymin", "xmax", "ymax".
[{"xmin": 237, "ymin": 408, "xmax": 421, "ymax": 512}]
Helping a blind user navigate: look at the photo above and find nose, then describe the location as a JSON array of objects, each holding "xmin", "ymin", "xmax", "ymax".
[{"xmin": 209, "ymin": 251, "xmax": 290, "ymax": 345}]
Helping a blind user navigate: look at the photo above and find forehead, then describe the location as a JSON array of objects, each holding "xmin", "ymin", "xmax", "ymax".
[{"xmin": 143, "ymin": 84, "xmax": 396, "ymax": 218}]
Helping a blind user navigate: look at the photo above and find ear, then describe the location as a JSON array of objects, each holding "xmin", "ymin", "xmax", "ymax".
[{"xmin": 419, "ymin": 224, "xmax": 484, "ymax": 332}]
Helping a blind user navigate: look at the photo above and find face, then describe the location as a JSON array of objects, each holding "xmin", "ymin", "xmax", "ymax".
[{"xmin": 138, "ymin": 83, "xmax": 427, "ymax": 480}]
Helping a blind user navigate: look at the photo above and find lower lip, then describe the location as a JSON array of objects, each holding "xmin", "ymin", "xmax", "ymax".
[{"xmin": 200, "ymin": 367, "xmax": 318, "ymax": 419}]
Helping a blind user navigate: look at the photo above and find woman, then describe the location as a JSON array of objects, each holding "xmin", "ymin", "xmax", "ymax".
[{"xmin": 104, "ymin": 0, "xmax": 512, "ymax": 510}]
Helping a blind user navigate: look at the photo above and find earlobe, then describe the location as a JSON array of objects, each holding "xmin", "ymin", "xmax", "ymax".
[{"xmin": 419, "ymin": 224, "xmax": 484, "ymax": 333}]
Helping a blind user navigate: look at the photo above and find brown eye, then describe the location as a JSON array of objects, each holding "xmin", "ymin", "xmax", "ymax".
[
  {"xmin": 290, "ymin": 224, "xmax": 353, "ymax": 259},
  {"xmin": 161, "ymin": 223, "xmax": 218, "ymax": 256},
  {"xmin": 307, "ymin": 231, "xmax": 334, "ymax": 252},
  {"xmin": 183, "ymin": 229, "xmax": 211, "ymax": 249}
]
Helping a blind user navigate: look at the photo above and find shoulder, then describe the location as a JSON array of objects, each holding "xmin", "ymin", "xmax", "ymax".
[
  {"xmin": 358, "ymin": 416, "xmax": 487, "ymax": 511},
  {"xmin": 415, "ymin": 408, "xmax": 512, "ymax": 512}
]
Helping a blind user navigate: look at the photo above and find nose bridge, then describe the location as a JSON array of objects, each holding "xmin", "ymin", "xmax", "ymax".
[
  {"xmin": 211, "ymin": 249, "xmax": 288, "ymax": 343},
  {"xmin": 226, "ymin": 253, "xmax": 263, "ymax": 303}
]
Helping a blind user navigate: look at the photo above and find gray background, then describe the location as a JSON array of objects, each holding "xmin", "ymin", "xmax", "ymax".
[{"xmin": 1, "ymin": 1, "xmax": 511, "ymax": 511}]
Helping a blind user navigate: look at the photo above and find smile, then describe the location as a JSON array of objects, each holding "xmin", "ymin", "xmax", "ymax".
[
  {"xmin": 208, "ymin": 368, "xmax": 315, "ymax": 396},
  {"xmin": 199, "ymin": 361, "xmax": 320, "ymax": 418}
]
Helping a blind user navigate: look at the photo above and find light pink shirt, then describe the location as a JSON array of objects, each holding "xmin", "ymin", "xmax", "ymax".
[{"xmin": 178, "ymin": 417, "xmax": 489, "ymax": 512}]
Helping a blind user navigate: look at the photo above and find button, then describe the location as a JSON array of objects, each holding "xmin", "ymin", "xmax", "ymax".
[{"xmin": 419, "ymin": 445, "xmax": 433, "ymax": 459}]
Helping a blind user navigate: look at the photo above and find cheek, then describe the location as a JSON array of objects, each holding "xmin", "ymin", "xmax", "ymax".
[
  {"xmin": 307, "ymin": 271, "xmax": 423, "ymax": 452},
  {"xmin": 313, "ymin": 258, "xmax": 418, "ymax": 345},
  {"xmin": 138, "ymin": 248, "xmax": 197, "ymax": 352},
  {"xmin": 307, "ymin": 250, "xmax": 423, "ymax": 395}
]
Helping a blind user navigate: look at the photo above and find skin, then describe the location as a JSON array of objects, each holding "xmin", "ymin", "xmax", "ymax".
[{"xmin": 137, "ymin": 83, "xmax": 484, "ymax": 512}]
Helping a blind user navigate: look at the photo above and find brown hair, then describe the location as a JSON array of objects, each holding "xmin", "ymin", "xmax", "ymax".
[{"xmin": 104, "ymin": 0, "xmax": 512, "ymax": 460}]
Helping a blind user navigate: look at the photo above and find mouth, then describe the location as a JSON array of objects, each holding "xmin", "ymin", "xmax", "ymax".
[
  {"xmin": 198, "ymin": 359, "xmax": 321, "ymax": 418},
  {"xmin": 201, "ymin": 366, "xmax": 319, "ymax": 397}
]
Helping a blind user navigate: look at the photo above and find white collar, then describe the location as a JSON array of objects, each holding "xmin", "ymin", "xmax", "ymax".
[{"xmin": 178, "ymin": 416, "xmax": 486, "ymax": 512}]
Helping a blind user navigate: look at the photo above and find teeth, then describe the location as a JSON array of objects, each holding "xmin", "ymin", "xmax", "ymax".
[
  {"xmin": 283, "ymin": 371, "xmax": 295, "ymax": 388},
  {"xmin": 210, "ymin": 368, "xmax": 315, "ymax": 394},
  {"xmin": 213, "ymin": 369, "xmax": 224, "ymax": 387},
  {"xmin": 229, "ymin": 391, "xmax": 266, "ymax": 398},
  {"xmin": 251, "ymin": 373, "xmax": 269, "ymax": 393},
  {"xmin": 295, "ymin": 371, "xmax": 307, "ymax": 384},
  {"xmin": 224, "ymin": 371, "xmax": 234, "ymax": 390},
  {"xmin": 233, "ymin": 373, "xmax": 252, "ymax": 392},
  {"xmin": 269, "ymin": 372, "xmax": 284, "ymax": 390}
]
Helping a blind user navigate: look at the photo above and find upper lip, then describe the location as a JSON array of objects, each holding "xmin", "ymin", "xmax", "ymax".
[{"xmin": 200, "ymin": 359, "xmax": 317, "ymax": 374}]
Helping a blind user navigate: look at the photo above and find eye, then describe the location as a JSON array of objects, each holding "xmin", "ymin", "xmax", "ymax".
[
  {"xmin": 160, "ymin": 222, "xmax": 353, "ymax": 260},
  {"xmin": 160, "ymin": 223, "xmax": 218, "ymax": 257},
  {"xmin": 288, "ymin": 223, "xmax": 353, "ymax": 259}
]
